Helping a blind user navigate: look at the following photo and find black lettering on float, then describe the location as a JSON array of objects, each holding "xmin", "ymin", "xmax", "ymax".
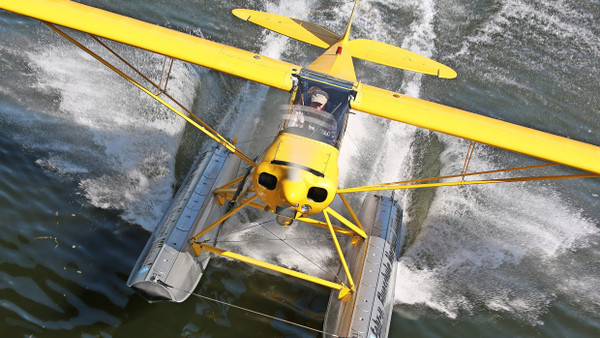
[
  {"xmin": 370, "ymin": 306, "xmax": 384, "ymax": 337},
  {"xmin": 377, "ymin": 261, "xmax": 392, "ymax": 303}
]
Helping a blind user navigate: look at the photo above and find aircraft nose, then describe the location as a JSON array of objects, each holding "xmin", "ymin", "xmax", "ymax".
[{"xmin": 281, "ymin": 179, "xmax": 307, "ymax": 206}]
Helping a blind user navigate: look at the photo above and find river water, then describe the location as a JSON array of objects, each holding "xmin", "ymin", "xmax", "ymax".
[{"xmin": 1, "ymin": 0, "xmax": 599, "ymax": 336}]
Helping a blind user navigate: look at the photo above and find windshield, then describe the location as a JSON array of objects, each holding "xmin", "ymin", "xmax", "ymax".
[{"xmin": 280, "ymin": 74, "xmax": 354, "ymax": 148}]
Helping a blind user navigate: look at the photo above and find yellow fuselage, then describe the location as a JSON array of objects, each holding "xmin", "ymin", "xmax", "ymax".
[{"xmin": 253, "ymin": 132, "xmax": 339, "ymax": 217}]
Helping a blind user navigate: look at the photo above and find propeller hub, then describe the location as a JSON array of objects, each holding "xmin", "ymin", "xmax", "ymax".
[{"xmin": 281, "ymin": 179, "xmax": 307, "ymax": 206}]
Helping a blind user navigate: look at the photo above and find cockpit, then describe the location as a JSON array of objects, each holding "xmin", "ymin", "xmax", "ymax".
[
  {"xmin": 252, "ymin": 70, "xmax": 356, "ymax": 218},
  {"xmin": 281, "ymin": 70, "xmax": 356, "ymax": 148}
]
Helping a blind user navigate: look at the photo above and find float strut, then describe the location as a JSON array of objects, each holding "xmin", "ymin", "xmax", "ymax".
[{"xmin": 192, "ymin": 243, "xmax": 352, "ymax": 300}]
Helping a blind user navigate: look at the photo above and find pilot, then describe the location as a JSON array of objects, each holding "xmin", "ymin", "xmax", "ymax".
[
  {"xmin": 287, "ymin": 87, "xmax": 329, "ymax": 128},
  {"xmin": 306, "ymin": 87, "xmax": 337, "ymax": 140}
]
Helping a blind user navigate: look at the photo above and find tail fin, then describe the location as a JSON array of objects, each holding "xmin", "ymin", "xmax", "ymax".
[{"xmin": 233, "ymin": 7, "xmax": 457, "ymax": 79}]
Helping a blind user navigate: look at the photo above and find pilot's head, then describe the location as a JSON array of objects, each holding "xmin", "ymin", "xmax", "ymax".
[{"xmin": 308, "ymin": 87, "xmax": 328, "ymax": 110}]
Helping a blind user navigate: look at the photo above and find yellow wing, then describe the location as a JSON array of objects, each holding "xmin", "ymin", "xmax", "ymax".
[
  {"xmin": 351, "ymin": 84, "xmax": 600, "ymax": 174},
  {"xmin": 4, "ymin": 0, "xmax": 599, "ymax": 175},
  {"xmin": 0, "ymin": 0, "xmax": 299, "ymax": 91}
]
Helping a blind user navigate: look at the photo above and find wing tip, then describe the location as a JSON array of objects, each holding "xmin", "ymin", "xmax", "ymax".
[
  {"xmin": 232, "ymin": 8, "xmax": 251, "ymax": 21},
  {"xmin": 438, "ymin": 67, "xmax": 458, "ymax": 79}
]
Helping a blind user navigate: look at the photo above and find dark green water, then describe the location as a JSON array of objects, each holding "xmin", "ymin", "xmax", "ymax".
[{"xmin": 1, "ymin": 0, "xmax": 599, "ymax": 336}]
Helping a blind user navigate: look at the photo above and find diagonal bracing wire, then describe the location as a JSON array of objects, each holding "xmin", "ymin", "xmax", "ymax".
[
  {"xmin": 190, "ymin": 291, "xmax": 341, "ymax": 337},
  {"xmin": 258, "ymin": 221, "xmax": 343, "ymax": 284}
]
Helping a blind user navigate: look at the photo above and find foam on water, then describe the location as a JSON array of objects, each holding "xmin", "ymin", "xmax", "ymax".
[
  {"xmin": 396, "ymin": 181, "xmax": 600, "ymax": 322},
  {"xmin": 453, "ymin": 0, "xmax": 600, "ymax": 76},
  {"xmin": 339, "ymin": 0, "xmax": 418, "ymax": 186},
  {"xmin": 218, "ymin": 216, "xmax": 338, "ymax": 279},
  {"xmin": 390, "ymin": 0, "xmax": 600, "ymax": 323},
  {"xmin": 471, "ymin": 1, "xmax": 596, "ymax": 50},
  {"xmin": 340, "ymin": 0, "xmax": 437, "ymax": 213},
  {"xmin": 25, "ymin": 36, "xmax": 197, "ymax": 227}
]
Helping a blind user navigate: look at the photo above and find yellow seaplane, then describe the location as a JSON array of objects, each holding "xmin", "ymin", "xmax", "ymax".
[{"xmin": 2, "ymin": 0, "xmax": 599, "ymax": 336}]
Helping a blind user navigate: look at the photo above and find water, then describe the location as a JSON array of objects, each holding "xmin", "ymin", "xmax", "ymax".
[{"xmin": 1, "ymin": 0, "xmax": 599, "ymax": 336}]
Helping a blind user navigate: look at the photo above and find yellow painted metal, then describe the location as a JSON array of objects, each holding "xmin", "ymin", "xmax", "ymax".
[
  {"xmin": 348, "ymin": 39, "xmax": 457, "ymax": 79},
  {"xmin": 213, "ymin": 191, "xmax": 268, "ymax": 211},
  {"xmin": 213, "ymin": 188, "xmax": 238, "ymax": 196},
  {"xmin": 305, "ymin": 1, "xmax": 359, "ymax": 82},
  {"xmin": 0, "ymin": 0, "xmax": 298, "ymax": 91},
  {"xmin": 214, "ymin": 187, "xmax": 237, "ymax": 205},
  {"xmin": 323, "ymin": 210, "xmax": 355, "ymax": 293},
  {"xmin": 461, "ymin": 141, "xmax": 477, "ymax": 181},
  {"xmin": 338, "ymin": 173, "xmax": 598, "ymax": 194},
  {"xmin": 253, "ymin": 133, "xmax": 339, "ymax": 216},
  {"xmin": 352, "ymin": 84, "xmax": 600, "ymax": 175},
  {"xmin": 231, "ymin": 196, "xmax": 265, "ymax": 210},
  {"xmin": 191, "ymin": 194, "xmax": 258, "ymax": 242},
  {"xmin": 43, "ymin": 23, "xmax": 257, "ymax": 168},
  {"xmin": 341, "ymin": 163, "xmax": 560, "ymax": 192},
  {"xmin": 194, "ymin": 243, "xmax": 351, "ymax": 299},
  {"xmin": 306, "ymin": 40, "xmax": 357, "ymax": 83},
  {"xmin": 341, "ymin": 0, "xmax": 360, "ymax": 42},
  {"xmin": 306, "ymin": 38, "xmax": 357, "ymax": 82},
  {"xmin": 232, "ymin": 9, "xmax": 340, "ymax": 48},
  {"xmin": 325, "ymin": 207, "xmax": 367, "ymax": 239},
  {"xmin": 274, "ymin": 133, "xmax": 336, "ymax": 175},
  {"xmin": 295, "ymin": 217, "xmax": 357, "ymax": 237},
  {"xmin": 304, "ymin": 1, "xmax": 358, "ymax": 82},
  {"xmin": 213, "ymin": 176, "xmax": 246, "ymax": 195}
]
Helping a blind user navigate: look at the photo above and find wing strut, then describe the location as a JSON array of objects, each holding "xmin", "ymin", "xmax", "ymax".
[
  {"xmin": 45, "ymin": 22, "xmax": 256, "ymax": 167},
  {"xmin": 338, "ymin": 163, "xmax": 598, "ymax": 194}
]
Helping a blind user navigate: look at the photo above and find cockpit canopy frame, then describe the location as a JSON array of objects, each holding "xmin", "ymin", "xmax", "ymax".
[{"xmin": 281, "ymin": 69, "xmax": 356, "ymax": 148}]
